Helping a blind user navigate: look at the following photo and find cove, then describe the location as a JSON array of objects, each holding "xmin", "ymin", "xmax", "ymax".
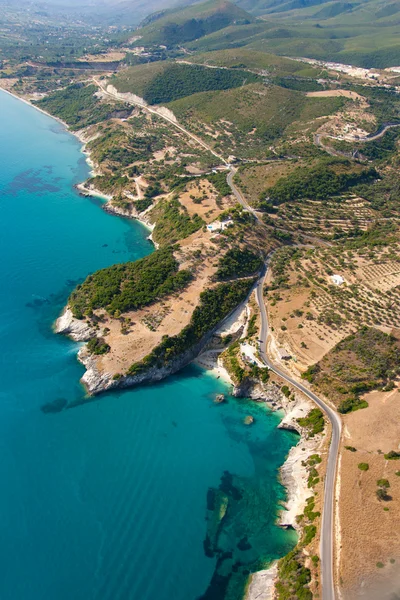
[{"xmin": 0, "ymin": 89, "xmax": 297, "ymax": 600}]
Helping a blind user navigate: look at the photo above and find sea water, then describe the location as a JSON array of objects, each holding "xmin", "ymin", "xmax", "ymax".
[{"xmin": 0, "ymin": 90, "xmax": 297, "ymax": 600}]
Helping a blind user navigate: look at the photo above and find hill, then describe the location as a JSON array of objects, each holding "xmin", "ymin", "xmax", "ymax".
[
  {"xmin": 133, "ymin": 0, "xmax": 255, "ymax": 46},
  {"xmin": 111, "ymin": 61, "xmax": 260, "ymax": 103}
]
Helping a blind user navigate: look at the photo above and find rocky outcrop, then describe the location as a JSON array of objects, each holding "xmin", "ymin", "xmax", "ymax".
[
  {"xmin": 66, "ymin": 314, "xmax": 230, "ymax": 395},
  {"xmin": 54, "ymin": 307, "xmax": 94, "ymax": 342}
]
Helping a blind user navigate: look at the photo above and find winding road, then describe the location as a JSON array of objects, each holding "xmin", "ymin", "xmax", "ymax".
[
  {"xmin": 96, "ymin": 74, "xmax": 341, "ymax": 599},
  {"xmin": 226, "ymin": 173, "xmax": 342, "ymax": 600}
]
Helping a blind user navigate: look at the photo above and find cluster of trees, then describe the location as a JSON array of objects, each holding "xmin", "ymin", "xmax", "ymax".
[
  {"xmin": 272, "ymin": 77, "xmax": 323, "ymax": 93},
  {"xmin": 35, "ymin": 84, "xmax": 117, "ymax": 131},
  {"xmin": 97, "ymin": 137, "xmax": 161, "ymax": 168},
  {"xmin": 88, "ymin": 174, "xmax": 129, "ymax": 194},
  {"xmin": 142, "ymin": 64, "xmax": 259, "ymax": 104},
  {"xmin": 270, "ymin": 247, "xmax": 301, "ymax": 289},
  {"xmin": 266, "ymin": 160, "xmax": 378, "ymax": 204},
  {"xmin": 276, "ymin": 550, "xmax": 312, "ymax": 600},
  {"xmin": 358, "ymin": 129, "xmax": 400, "ymax": 161},
  {"xmin": 87, "ymin": 337, "xmax": 110, "ymax": 355},
  {"xmin": 216, "ymin": 247, "xmax": 263, "ymax": 281},
  {"xmin": 356, "ymin": 172, "xmax": 400, "ymax": 215},
  {"xmin": 134, "ymin": 198, "xmax": 153, "ymax": 213},
  {"xmin": 152, "ymin": 198, "xmax": 204, "ymax": 245},
  {"xmin": 207, "ymin": 171, "xmax": 232, "ymax": 197},
  {"xmin": 128, "ymin": 278, "xmax": 254, "ymax": 376},
  {"xmin": 69, "ymin": 247, "xmax": 191, "ymax": 318}
]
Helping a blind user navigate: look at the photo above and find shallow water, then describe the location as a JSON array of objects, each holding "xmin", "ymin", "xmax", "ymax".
[{"xmin": 0, "ymin": 90, "xmax": 297, "ymax": 600}]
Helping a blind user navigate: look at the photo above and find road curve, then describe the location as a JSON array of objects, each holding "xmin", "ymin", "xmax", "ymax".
[
  {"xmin": 255, "ymin": 265, "xmax": 341, "ymax": 600},
  {"xmin": 94, "ymin": 77, "xmax": 228, "ymax": 165}
]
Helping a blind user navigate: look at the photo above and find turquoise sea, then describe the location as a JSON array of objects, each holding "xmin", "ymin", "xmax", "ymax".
[{"xmin": 0, "ymin": 89, "xmax": 297, "ymax": 600}]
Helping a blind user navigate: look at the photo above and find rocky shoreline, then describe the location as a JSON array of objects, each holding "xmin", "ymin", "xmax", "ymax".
[{"xmin": 232, "ymin": 378, "xmax": 321, "ymax": 600}]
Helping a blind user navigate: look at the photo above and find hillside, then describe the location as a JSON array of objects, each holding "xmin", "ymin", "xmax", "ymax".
[
  {"xmin": 112, "ymin": 61, "xmax": 260, "ymax": 103},
  {"xmin": 133, "ymin": 0, "xmax": 255, "ymax": 46}
]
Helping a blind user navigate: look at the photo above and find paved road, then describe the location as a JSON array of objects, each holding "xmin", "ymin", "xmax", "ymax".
[
  {"xmin": 255, "ymin": 265, "xmax": 341, "ymax": 600},
  {"xmin": 227, "ymin": 168, "xmax": 259, "ymax": 216},
  {"xmin": 98, "ymin": 77, "xmax": 341, "ymax": 599},
  {"xmin": 94, "ymin": 77, "xmax": 228, "ymax": 165}
]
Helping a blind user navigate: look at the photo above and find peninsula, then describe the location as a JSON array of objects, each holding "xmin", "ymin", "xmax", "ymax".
[{"xmin": 2, "ymin": 0, "xmax": 400, "ymax": 598}]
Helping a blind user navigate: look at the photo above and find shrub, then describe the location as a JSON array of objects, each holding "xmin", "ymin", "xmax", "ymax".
[
  {"xmin": 384, "ymin": 451, "xmax": 400, "ymax": 460},
  {"xmin": 358, "ymin": 463, "xmax": 369, "ymax": 471},
  {"xmin": 297, "ymin": 409, "xmax": 325, "ymax": 436}
]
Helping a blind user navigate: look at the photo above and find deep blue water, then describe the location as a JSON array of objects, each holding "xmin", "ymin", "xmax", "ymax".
[{"xmin": 0, "ymin": 90, "xmax": 297, "ymax": 600}]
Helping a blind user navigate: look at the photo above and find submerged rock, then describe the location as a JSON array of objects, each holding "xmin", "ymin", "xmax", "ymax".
[
  {"xmin": 41, "ymin": 397, "xmax": 68, "ymax": 414},
  {"xmin": 214, "ymin": 394, "xmax": 225, "ymax": 404},
  {"xmin": 244, "ymin": 415, "xmax": 255, "ymax": 425}
]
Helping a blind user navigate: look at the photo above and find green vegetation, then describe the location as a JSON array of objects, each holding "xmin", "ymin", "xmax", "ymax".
[
  {"xmin": 207, "ymin": 171, "xmax": 232, "ymax": 197},
  {"xmin": 345, "ymin": 446, "xmax": 357, "ymax": 452},
  {"xmin": 224, "ymin": 340, "xmax": 245, "ymax": 383},
  {"xmin": 302, "ymin": 328, "xmax": 400, "ymax": 413},
  {"xmin": 132, "ymin": 0, "xmax": 254, "ymax": 47},
  {"xmin": 168, "ymin": 83, "xmax": 343, "ymax": 158},
  {"xmin": 127, "ymin": 278, "xmax": 255, "ymax": 376},
  {"xmin": 276, "ymin": 550, "xmax": 312, "ymax": 600},
  {"xmin": 303, "ymin": 496, "xmax": 320, "ymax": 523},
  {"xmin": 69, "ymin": 247, "xmax": 191, "ymax": 318},
  {"xmin": 376, "ymin": 479, "xmax": 391, "ymax": 501},
  {"xmin": 35, "ymin": 84, "xmax": 124, "ymax": 131},
  {"xmin": 216, "ymin": 247, "xmax": 262, "ymax": 281},
  {"xmin": 384, "ymin": 451, "xmax": 400, "ymax": 460},
  {"xmin": 266, "ymin": 159, "xmax": 378, "ymax": 205},
  {"xmin": 302, "ymin": 525, "xmax": 317, "ymax": 546},
  {"xmin": 358, "ymin": 463, "xmax": 369, "ymax": 471},
  {"xmin": 113, "ymin": 62, "xmax": 259, "ymax": 104},
  {"xmin": 186, "ymin": 49, "xmax": 321, "ymax": 77},
  {"xmin": 297, "ymin": 409, "xmax": 325, "ymax": 437},
  {"xmin": 246, "ymin": 314, "xmax": 258, "ymax": 338},
  {"xmin": 134, "ymin": 198, "xmax": 153, "ymax": 213},
  {"xmin": 150, "ymin": 198, "xmax": 204, "ymax": 246},
  {"xmin": 87, "ymin": 337, "xmax": 110, "ymax": 355},
  {"xmin": 148, "ymin": 63, "xmax": 258, "ymax": 104}
]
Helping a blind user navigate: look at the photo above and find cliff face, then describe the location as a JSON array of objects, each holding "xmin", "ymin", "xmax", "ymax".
[
  {"xmin": 56, "ymin": 306, "xmax": 225, "ymax": 395},
  {"xmin": 55, "ymin": 307, "xmax": 94, "ymax": 342}
]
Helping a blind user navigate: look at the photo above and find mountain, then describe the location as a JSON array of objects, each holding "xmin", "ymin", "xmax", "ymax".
[{"xmin": 134, "ymin": 0, "xmax": 255, "ymax": 46}]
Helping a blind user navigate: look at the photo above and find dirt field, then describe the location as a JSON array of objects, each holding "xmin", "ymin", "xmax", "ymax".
[
  {"xmin": 306, "ymin": 90, "xmax": 364, "ymax": 100},
  {"xmin": 179, "ymin": 180, "xmax": 225, "ymax": 222},
  {"xmin": 338, "ymin": 386, "xmax": 400, "ymax": 599}
]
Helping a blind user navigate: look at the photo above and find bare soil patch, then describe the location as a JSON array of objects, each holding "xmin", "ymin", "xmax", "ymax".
[{"xmin": 338, "ymin": 387, "xmax": 400, "ymax": 598}]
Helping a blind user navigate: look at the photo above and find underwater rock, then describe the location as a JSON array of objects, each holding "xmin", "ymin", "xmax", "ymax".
[
  {"xmin": 214, "ymin": 394, "xmax": 225, "ymax": 404},
  {"xmin": 237, "ymin": 536, "xmax": 252, "ymax": 551},
  {"xmin": 41, "ymin": 397, "xmax": 68, "ymax": 414},
  {"xmin": 244, "ymin": 415, "xmax": 255, "ymax": 425}
]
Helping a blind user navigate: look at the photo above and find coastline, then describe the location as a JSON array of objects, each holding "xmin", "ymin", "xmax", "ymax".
[
  {"xmin": 0, "ymin": 87, "xmax": 158, "ymax": 238},
  {"xmin": 194, "ymin": 323, "xmax": 321, "ymax": 600},
  {"xmin": 3, "ymin": 84, "xmax": 321, "ymax": 599}
]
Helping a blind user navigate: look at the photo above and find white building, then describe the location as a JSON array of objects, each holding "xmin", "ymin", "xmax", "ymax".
[{"xmin": 331, "ymin": 274, "xmax": 345, "ymax": 286}]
